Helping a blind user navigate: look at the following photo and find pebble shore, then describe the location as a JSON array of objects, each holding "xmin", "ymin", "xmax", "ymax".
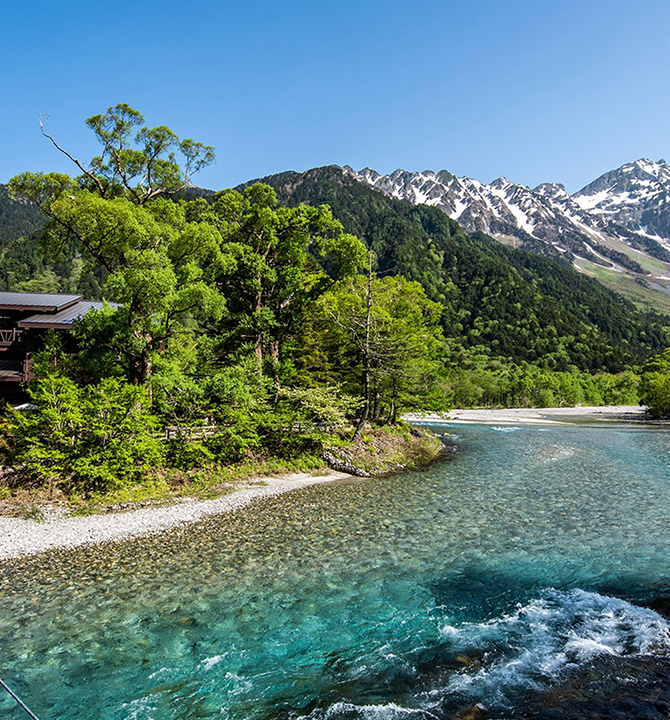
[
  {"xmin": 0, "ymin": 471, "xmax": 351, "ymax": 560},
  {"xmin": 405, "ymin": 405, "xmax": 650, "ymax": 425}
]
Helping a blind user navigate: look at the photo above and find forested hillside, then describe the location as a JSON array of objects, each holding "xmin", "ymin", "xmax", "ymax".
[
  {"xmin": 0, "ymin": 184, "xmax": 105, "ymax": 297},
  {"xmin": 244, "ymin": 166, "xmax": 669, "ymax": 373},
  {"xmin": 0, "ymin": 184, "xmax": 47, "ymax": 288},
  {"xmin": 2, "ymin": 162, "xmax": 669, "ymax": 377}
]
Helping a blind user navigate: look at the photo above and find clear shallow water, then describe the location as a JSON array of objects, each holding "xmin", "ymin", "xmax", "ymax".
[{"xmin": 3, "ymin": 424, "xmax": 670, "ymax": 719}]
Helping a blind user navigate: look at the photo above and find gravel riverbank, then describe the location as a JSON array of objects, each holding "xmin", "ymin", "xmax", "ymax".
[
  {"xmin": 404, "ymin": 405, "xmax": 653, "ymax": 425},
  {"xmin": 0, "ymin": 471, "xmax": 351, "ymax": 560},
  {"xmin": 3, "ymin": 410, "xmax": 647, "ymax": 560}
]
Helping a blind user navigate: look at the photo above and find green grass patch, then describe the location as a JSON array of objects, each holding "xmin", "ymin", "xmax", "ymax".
[{"xmin": 577, "ymin": 259, "xmax": 670, "ymax": 316}]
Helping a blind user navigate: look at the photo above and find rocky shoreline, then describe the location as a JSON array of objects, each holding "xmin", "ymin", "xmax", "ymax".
[
  {"xmin": 0, "ymin": 425, "xmax": 448, "ymax": 561},
  {"xmin": 0, "ymin": 471, "xmax": 351, "ymax": 560}
]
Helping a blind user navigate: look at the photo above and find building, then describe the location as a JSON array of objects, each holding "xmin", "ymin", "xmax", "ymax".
[{"xmin": 0, "ymin": 292, "xmax": 111, "ymax": 402}]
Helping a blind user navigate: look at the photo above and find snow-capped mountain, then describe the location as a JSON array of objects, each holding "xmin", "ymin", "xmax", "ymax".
[
  {"xmin": 574, "ymin": 159, "xmax": 670, "ymax": 243},
  {"xmin": 345, "ymin": 159, "xmax": 670, "ymax": 278}
]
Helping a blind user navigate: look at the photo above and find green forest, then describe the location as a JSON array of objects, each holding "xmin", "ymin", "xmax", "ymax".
[{"xmin": 1, "ymin": 105, "xmax": 670, "ymax": 499}]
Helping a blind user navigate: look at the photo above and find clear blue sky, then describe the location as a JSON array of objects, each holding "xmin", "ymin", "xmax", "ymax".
[{"xmin": 2, "ymin": 0, "xmax": 669, "ymax": 193}]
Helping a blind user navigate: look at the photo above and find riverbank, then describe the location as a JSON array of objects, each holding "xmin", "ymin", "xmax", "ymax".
[
  {"xmin": 405, "ymin": 405, "xmax": 656, "ymax": 426},
  {"xmin": 0, "ymin": 471, "xmax": 353, "ymax": 559},
  {"xmin": 0, "ymin": 425, "xmax": 446, "ymax": 560}
]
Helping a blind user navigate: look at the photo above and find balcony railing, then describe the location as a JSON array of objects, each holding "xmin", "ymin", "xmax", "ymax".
[{"xmin": 0, "ymin": 328, "xmax": 23, "ymax": 346}]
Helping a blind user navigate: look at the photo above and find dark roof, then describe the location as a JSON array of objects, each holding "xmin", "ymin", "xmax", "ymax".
[
  {"xmin": 0, "ymin": 359, "xmax": 23, "ymax": 380},
  {"xmin": 18, "ymin": 301, "xmax": 116, "ymax": 329},
  {"xmin": 0, "ymin": 292, "xmax": 82, "ymax": 312}
]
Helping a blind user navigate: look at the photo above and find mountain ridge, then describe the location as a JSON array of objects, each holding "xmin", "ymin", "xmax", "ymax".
[{"xmin": 345, "ymin": 158, "xmax": 670, "ymax": 288}]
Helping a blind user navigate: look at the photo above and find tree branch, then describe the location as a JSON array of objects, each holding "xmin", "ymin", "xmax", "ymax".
[{"xmin": 39, "ymin": 115, "xmax": 107, "ymax": 198}]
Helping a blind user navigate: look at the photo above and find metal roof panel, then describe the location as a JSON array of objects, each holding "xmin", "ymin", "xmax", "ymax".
[
  {"xmin": 17, "ymin": 301, "xmax": 118, "ymax": 329},
  {"xmin": 0, "ymin": 292, "xmax": 82, "ymax": 312}
]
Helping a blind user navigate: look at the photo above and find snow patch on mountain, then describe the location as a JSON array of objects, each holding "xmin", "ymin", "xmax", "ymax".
[{"xmin": 345, "ymin": 158, "xmax": 670, "ymax": 274}]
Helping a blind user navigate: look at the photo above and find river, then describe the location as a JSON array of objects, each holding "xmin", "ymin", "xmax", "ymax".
[{"xmin": 2, "ymin": 422, "xmax": 670, "ymax": 719}]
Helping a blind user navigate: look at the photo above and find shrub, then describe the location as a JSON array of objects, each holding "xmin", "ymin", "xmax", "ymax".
[
  {"xmin": 640, "ymin": 349, "xmax": 670, "ymax": 417},
  {"xmin": 4, "ymin": 375, "xmax": 165, "ymax": 493}
]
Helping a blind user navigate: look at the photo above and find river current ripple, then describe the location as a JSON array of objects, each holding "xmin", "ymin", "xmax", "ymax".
[{"xmin": 2, "ymin": 423, "xmax": 670, "ymax": 719}]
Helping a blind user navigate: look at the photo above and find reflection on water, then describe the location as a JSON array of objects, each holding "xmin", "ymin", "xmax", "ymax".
[{"xmin": 2, "ymin": 424, "xmax": 670, "ymax": 719}]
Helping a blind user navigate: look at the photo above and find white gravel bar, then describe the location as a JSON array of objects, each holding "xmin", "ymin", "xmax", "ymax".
[
  {"xmin": 404, "ymin": 405, "xmax": 649, "ymax": 425},
  {"xmin": 0, "ymin": 471, "xmax": 351, "ymax": 560}
]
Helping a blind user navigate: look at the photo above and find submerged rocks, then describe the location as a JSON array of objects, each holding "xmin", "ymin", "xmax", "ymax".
[{"xmin": 647, "ymin": 596, "xmax": 670, "ymax": 620}]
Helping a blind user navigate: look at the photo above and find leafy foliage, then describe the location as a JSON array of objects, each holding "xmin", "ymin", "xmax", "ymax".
[
  {"xmin": 300, "ymin": 274, "xmax": 449, "ymax": 423},
  {"xmin": 190, "ymin": 183, "xmax": 366, "ymax": 375},
  {"xmin": 9, "ymin": 108, "xmax": 223, "ymax": 385},
  {"xmin": 445, "ymin": 362, "xmax": 639, "ymax": 408},
  {"xmin": 639, "ymin": 349, "xmax": 670, "ymax": 417},
  {"xmin": 3, "ymin": 375, "xmax": 164, "ymax": 492}
]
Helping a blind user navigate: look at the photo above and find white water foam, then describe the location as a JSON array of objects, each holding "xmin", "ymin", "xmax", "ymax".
[
  {"xmin": 307, "ymin": 701, "xmax": 440, "ymax": 719},
  {"xmin": 119, "ymin": 696, "xmax": 158, "ymax": 720},
  {"xmin": 200, "ymin": 653, "xmax": 228, "ymax": 670},
  {"xmin": 440, "ymin": 589, "xmax": 670, "ymax": 703}
]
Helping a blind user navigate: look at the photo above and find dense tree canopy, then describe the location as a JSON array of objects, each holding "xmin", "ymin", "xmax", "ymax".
[{"xmin": 191, "ymin": 183, "xmax": 366, "ymax": 376}]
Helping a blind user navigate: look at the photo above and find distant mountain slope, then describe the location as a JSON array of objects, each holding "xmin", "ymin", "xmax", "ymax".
[
  {"xmin": 244, "ymin": 165, "xmax": 669, "ymax": 372},
  {"xmin": 346, "ymin": 159, "xmax": 670, "ymax": 312},
  {"xmin": 0, "ymin": 184, "xmax": 104, "ymax": 297},
  {"xmin": 573, "ymin": 159, "xmax": 670, "ymax": 240},
  {"xmin": 0, "ymin": 184, "xmax": 45, "ymax": 243},
  {"xmin": 0, "ymin": 184, "xmax": 50, "ymax": 289}
]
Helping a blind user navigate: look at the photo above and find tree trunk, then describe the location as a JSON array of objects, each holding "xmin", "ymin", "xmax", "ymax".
[
  {"xmin": 254, "ymin": 289, "xmax": 264, "ymax": 367},
  {"xmin": 372, "ymin": 386, "xmax": 381, "ymax": 422},
  {"xmin": 140, "ymin": 348, "xmax": 153, "ymax": 386},
  {"xmin": 389, "ymin": 377, "xmax": 398, "ymax": 424},
  {"xmin": 353, "ymin": 255, "xmax": 373, "ymax": 441},
  {"xmin": 270, "ymin": 339, "xmax": 280, "ymax": 384},
  {"xmin": 129, "ymin": 333, "xmax": 154, "ymax": 394}
]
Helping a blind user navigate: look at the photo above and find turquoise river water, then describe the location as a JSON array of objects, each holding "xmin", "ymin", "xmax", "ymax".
[{"xmin": 3, "ymin": 422, "xmax": 670, "ymax": 719}]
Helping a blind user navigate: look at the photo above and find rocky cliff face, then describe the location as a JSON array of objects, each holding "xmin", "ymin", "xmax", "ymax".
[{"xmin": 573, "ymin": 159, "xmax": 670, "ymax": 243}]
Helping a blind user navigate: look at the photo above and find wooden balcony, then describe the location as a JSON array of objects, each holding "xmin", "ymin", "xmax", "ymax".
[
  {"xmin": 0, "ymin": 328, "xmax": 24, "ymax": 347},
  {"xmin": 0, "ymin": 358, "xmax": 33, "ymax": 383}
]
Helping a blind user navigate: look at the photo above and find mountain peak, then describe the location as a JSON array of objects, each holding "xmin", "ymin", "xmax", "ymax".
[
  {"xmin": 349, "ymin": 159, "xmax": 670, "ymax": 275},
  {"xmin": 490, "ymin": 176, "xmax": 512, "ymax": 189},
  {"xmin": 352, "ymin": 166, "xmax": 381, "ymax": 183},
  {"xmin": 534, "ymin": 182, "xmax": 568, "ymax": 198}
]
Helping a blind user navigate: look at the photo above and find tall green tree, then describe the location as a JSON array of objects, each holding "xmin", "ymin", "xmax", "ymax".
[
  {"xmin": 39, "ymin": 103, "xmax": 214, "ymax": 204},
  {"xmin": 640, "ymin": 349, "xmax": 670, "ymax": 417},
  {"xmin": 192, "ymin": 183, "xmax": 367, "ymax": 376},
  {"xmin": 304, "ymin": 273, "xmax": 448, "ymax": 430},
  {"xmin": 8, "ymin": 104, "xmax": 222, "ymax": 384}
]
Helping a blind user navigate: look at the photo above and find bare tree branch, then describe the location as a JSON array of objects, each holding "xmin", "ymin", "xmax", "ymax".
[{"xmin": 39, "ymin": 113, "xmax": 107, "ymax": 198}]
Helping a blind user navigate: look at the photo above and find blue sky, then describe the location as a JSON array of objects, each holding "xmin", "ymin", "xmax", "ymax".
[{"xmin": 2, "ymin": 0, "xmax": 669, "ymax": 193}]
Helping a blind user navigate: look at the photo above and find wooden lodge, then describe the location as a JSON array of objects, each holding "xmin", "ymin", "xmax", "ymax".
[{"xmin": 0, "ymin": 292, "xmax": 109, "ymax": 402}]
